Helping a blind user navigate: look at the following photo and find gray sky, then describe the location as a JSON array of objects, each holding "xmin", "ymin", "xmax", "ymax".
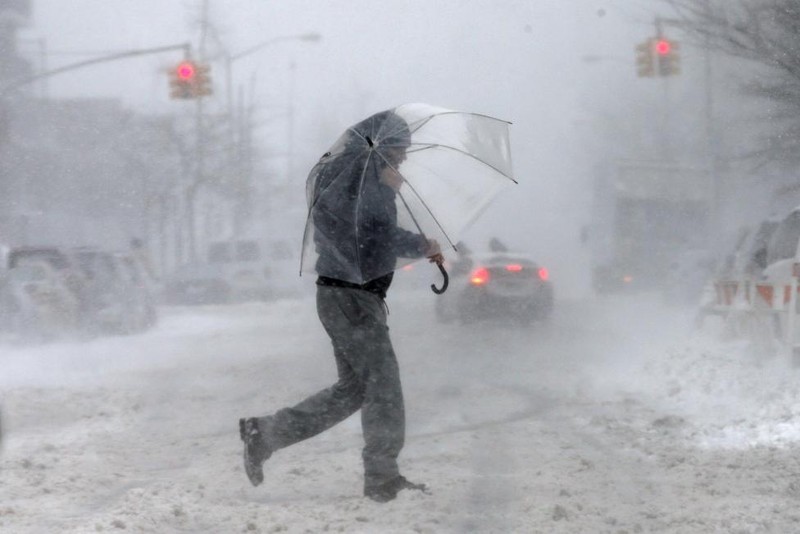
[{"xmin": 24, "ymin": 0, "xmax": 667, "ymax": 297}]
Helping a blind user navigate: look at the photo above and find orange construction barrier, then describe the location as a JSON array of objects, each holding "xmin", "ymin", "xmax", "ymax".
[
  {"xmin": 754, "ymin": 284, "xmax": 800, "ymax": 307},
  {"xmin": 714, "ymin": 281, "xmax": 740, "ymax": 306}
]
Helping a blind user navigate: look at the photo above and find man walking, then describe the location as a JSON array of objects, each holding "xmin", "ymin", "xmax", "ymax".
[{"xmin": 239, "ymin": 110, "xmax": 442, "ymax": 502}]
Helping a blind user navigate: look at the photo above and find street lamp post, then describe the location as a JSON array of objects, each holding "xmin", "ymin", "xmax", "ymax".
[
  {"xmin": 221, "ymin": 32, "xmax": 321, "ymax": 233},
  {"xmin": 223, "ymin": 32, "xmax": 321, "ymax": 139}
]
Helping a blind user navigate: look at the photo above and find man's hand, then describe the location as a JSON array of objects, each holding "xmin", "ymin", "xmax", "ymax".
[
  {"xmin": 428, "ymin": 252, "xmax": 445, "ymax": 265},
  {"xmin": 424, "ymin": 239, "xmax": 443, "ymax": 265}
]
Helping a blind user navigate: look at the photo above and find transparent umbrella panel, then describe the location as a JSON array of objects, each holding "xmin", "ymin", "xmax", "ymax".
[{"xmin": 301, "ymin": 103, "xmax": 515, "ymax": 285}]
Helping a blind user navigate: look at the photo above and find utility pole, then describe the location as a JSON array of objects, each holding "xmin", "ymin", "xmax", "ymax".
[
  {"xmin": 654, "ymin": 17, "xmax": 674, "ymax": 160},
  {"xmin": 647, "ymin": 12, "xmax": 718, "ymax": 250},
  {"xmin": 703, "ymin": 0, "xmax": 721, "ymax": 253},
  {"xmin": 186, "ymin": 0, "xmax": 210, "ymax": 263}
]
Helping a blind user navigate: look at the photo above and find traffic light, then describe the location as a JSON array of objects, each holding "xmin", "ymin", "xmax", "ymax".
[
  {"xmin": 655, "ymin": 38, "xmax": 680, "ymax": 77},
  {"xmin": 193, "ymin": 63, "xmax": 213, "ymax": 97},
  {"xmin": 635, "ymin": 38, "xmax": 655, "ymax": 78},
  {"xmin": 170, "ymin": 61, "xmax": 196, "ymax": 99},
  {"xmin": 169, "ymin": 61, "xmax": 213, "ymax": 99}
]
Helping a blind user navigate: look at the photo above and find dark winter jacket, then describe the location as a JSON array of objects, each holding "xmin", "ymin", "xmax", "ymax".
[{"xmin": 311, "ymin": 112, "xmax": 427, "ymax": 298}]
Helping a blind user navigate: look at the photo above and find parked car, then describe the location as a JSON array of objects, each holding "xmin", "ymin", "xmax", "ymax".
[
  {"xmin": 435, "ymin": 250, "xmax": 554, "ymax": 325},
  {"xmin": 207, "ymin": 238, "xmax": 302, "ymax": 301},
  {"xmin": 720, "ymin": 218, "xmax": 781, "ymax": 280},
  {"xmin": 763, "ymin": 206, "xmax": 800, "ymax": 283},
  {"xmin": 7, "ymin": 246, "xmax": 88, "ymax": 301},
  {"xmin": 690, "ymin": 209, "xmax": 799, "ymax": 345},
  {"xmin": 111, "ymin": 251, "xmax": 158, "ymax": 331},
  {"xmin": 163, "ymin": 263, "xmax": 231, "ymax": 305},
  {"xmin": 68, "ymin": 247, "xmax": 135, "ymax": 333},
  {"xmin": 4, "ymin": 247, "xmax": 88, "ymax": 335},
  {"xmin": 3, "ymin": 260, "xmax": 80, "ymax": 339}
]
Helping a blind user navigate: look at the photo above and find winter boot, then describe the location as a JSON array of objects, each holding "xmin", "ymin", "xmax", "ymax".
[
  {"xmin": 239, "ymin": 417, "xmax": 272, "ymax": 486},
  {"xmin": 364, "ymin": 475, "xmax": 430, "ymax": 503}
]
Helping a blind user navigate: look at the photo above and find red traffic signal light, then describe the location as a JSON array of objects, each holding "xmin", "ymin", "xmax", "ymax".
[
  {"xmin": 169, "ymin": 61, "xmax": 212, "ymax": 99},
  {"xmin": 176, "ymin": 62, "xmax": 196, "ymax": 81},
  {"xmin": 635, "ymin": 37, "xmax": 680, "ymax": 78},
  {"xmin": 170, "ymin": 61, "xmax": 197, "ymax": 99},
  {"xmin": 655, "ymin": 39, "xmax": 680, "ymax": 76}
]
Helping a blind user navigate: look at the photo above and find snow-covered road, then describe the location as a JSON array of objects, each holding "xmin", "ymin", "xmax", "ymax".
[{"xmin": 2, "ymin": 289, "xmax": 800, "ymax": 533}]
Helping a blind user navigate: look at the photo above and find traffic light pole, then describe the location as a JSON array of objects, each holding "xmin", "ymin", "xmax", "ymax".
[
  {"xmin": 702, "ymin": 0, "xmax": 721, "ymax": 253},
  {"xmin": 649, "ymin": 13, "xmax": 720, "ymax": 251},
  {"xmin": 653, "ymin": 18, "xmax": 673, "ymax": 161},
  {"xmin": 188, "ymin": 0, "xmax": 210, "ymax": 263},
  {"xmin": 0, "ymin": 42, "xmax": 191, "ymax": 98}
]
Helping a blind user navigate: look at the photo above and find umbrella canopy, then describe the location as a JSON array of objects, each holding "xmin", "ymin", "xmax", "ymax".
[{"xmin": 301, "ymin": 103, "xmax": 515, "ymax": 285}]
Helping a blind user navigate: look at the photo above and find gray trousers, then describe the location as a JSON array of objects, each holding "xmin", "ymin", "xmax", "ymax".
[{"xmin": 257, "ymin": 285, "xmax": 405, "ymax": 488}]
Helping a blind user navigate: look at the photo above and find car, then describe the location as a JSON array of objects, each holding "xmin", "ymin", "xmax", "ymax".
[
  {"xmin": 695, "ymin": 218, "xmax": 781, "ymax": 324},
  {"xmin": 207, "ymin": 238, "xmax": 302, "ymax": 301},
  {"xmin": 2, "ymin": 259, "xmax": 80, "ymax": 339},
  {"xmin": 111, "ymin": 251, "xmax": 158, "ymax": 331},
  {"xmin": 162, "ymin": 262, "xmax": 231, "ymax": 305},
  {"xmin": 5, "ymin": 246, "xmax": 90, "ymax": 330},
  {"xmin": 434, "ymin": 250, "xmax": 554, "ymax": 325},
  {"xmin": 722, "ymin": 218, "xmax": 780, "ymax": 280},
  {"xmin": 68, "ymin": 247, "xmax": 139, "ymax": 334},
  {"xmin": 763, "ymin": 206, "xmax": 800, "ymax": 284},
  {"xmin": 7, "ymin": 246, "xmax": 88, "ymax": 300}
]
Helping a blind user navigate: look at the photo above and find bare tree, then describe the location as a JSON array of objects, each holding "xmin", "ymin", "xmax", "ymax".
[{"xmin": 665, "ymin": 0, "xmax": 800, "ymax": 164}]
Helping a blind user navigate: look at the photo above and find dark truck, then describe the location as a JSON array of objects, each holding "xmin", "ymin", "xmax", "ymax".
[{"xmin": 589, "ymin": 160, "xmax": 713, "ymax": 293}]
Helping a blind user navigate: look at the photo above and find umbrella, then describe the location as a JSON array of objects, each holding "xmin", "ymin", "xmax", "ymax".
[{"xmin": 300, "ymin": 103, "xmax": 515, "ymax": 294}]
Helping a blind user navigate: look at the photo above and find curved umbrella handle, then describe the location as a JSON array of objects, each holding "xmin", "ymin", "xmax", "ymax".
[{"xmin": 431, "ymin": 263, "xmax": 449, "ymax": 295}]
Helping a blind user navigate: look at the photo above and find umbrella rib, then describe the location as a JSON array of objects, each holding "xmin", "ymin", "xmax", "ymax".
[
  {"xmin": 407, "ymin": 115, "xmax": 437, "ymax": 135},
  {"xmin": 376, "ymin": 151, "xmax": 458, "ymax": 251},
  {"xmin": 398, "ymin": 180, "xmax": 457, "ymax": 251},
  {"xmin": 301, "ymin": 158, "xmax": 356, "ymax": 276},
  {"xmin": 395, "ymin": 189, "xmax": 427, "ymax": 240},
  {"xmin": 404, "ymin": 111, "xmax": 512, "ymax": 146},
  {"xmin": 407, "ymin": 142, "xmax": 518, "ymax": 184},
  {"xmin": 352, "ymin": 151, "xmax": 374, "ymax": 283},
  {"xmin": 300, "ymin": 164, "xmax": 327, "ymax": 277},
  {"xmin": 303, "ymin": 155, "xmax": 372, "ymax": 283},
  {"xmin": 299, "ymin": 205, "xmax": 311, "ymax": 276},
  {"xmin": 304, "ymin": 109, "xmax": 514, "ymax": 277}
]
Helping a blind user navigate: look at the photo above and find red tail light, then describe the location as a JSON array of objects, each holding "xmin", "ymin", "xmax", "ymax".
[
  {"xmin": 470, "ymin": 267, "xmax": 490, "ymax": 285},
  {"xmin": 538, "ymin": 267, "xmax": 549, "ymax": 281},
  {"xmin": 505, "ymin": 264, "xmax": 523, "ymax": 272}
]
